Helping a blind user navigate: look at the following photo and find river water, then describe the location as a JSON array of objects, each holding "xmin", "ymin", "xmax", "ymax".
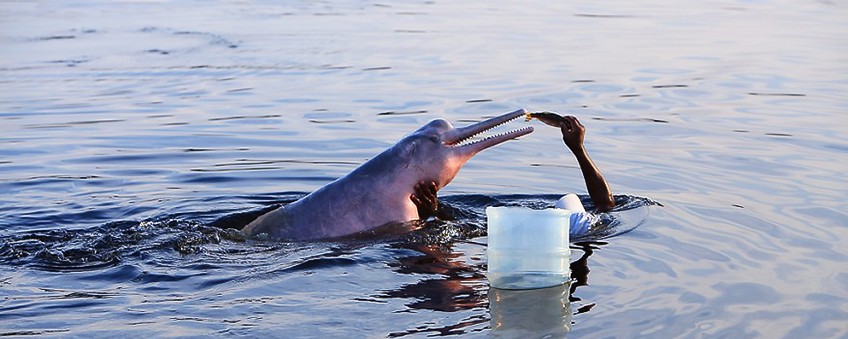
[{"xmin": 1, "ymin": 0, "xmax": 846, "ymax": 337}]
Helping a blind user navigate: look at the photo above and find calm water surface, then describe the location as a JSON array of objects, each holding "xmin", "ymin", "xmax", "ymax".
[{"xmin": 1, "ymin": 0, "xmax": 847, "ymax": 337}]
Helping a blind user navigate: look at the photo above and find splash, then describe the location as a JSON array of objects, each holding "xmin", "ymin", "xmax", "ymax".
[
  {"xmin": 0, "ymin": 219, "xmax": 245, "ymax": 272},
  {"xmin": 0, "ymin": 194, "xmax": 657, "ymax": 272}
]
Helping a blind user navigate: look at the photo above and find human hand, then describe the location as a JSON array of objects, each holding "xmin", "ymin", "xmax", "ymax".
[
  {"xmin": 560, "ymin": 115, "xmax": 585, "ymax": 151},
  {"xmin": 528, "ymin": 113, "xmax": 585, "ymax": 151},
  {"xmin": 410, "ymin": 181, "xmax": 439, "ymax": 220}
]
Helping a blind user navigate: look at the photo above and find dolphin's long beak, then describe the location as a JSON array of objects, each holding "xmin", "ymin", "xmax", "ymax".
[{"xmin": 445, "ymin": 109, "xmax": 534, "ymax": 155}]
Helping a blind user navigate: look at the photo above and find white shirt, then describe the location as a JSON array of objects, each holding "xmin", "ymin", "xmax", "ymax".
[{"xmin": 555, "ymin": 193, "xmax": 595, "ymax": 237}]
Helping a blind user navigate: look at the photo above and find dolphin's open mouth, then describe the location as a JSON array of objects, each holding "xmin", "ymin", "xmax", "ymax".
[{"xmin": 445, "ymin": 109, "xmax": 534, "ymax": 152}]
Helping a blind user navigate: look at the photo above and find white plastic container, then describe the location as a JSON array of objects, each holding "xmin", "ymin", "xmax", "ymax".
[{"xmin": 486, "ymin": 206, "xmax": 571, "ymax": 290}]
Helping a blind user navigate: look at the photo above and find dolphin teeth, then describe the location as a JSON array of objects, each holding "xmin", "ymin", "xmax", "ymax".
[
  {"xmin": 450, "ymin": 113, "xmax": 526, "ymax": 147},
  {"xmin": 455, "ymin": 126, "xmax": 533, "ymax": 147}
]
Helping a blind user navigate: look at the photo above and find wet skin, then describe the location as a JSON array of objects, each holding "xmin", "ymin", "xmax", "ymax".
[
  {"xmin": 242, "ymin": 109, "xmax": 534, "ymax": 240},
  {"xmin": 528, "ymin": 113, "xmax": 616, "ymax": 212}
]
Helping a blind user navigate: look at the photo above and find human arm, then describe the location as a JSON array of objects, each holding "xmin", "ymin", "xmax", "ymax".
[{"xmin": 530, "ymin": 113, "xmax": 616, "ymax": 212}]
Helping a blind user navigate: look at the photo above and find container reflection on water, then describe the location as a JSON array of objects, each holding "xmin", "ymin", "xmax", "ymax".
[
  {"xmin": 489, "ymin": 283, "xmax": 572, "ymax": 336},
  {"xmin": 486, "ymin": 206, "xmax": 571, "ymax": 290}
]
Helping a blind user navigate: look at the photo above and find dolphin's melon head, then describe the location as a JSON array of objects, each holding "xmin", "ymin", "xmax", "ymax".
[{"xmin": 400, "ymin": 109, "xmax": 534, "ymax": 189}]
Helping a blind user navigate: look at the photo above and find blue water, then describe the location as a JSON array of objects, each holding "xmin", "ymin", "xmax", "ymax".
[{"xmin": 2, "ymin": 0, "xmax": 847, "ymax": 337}]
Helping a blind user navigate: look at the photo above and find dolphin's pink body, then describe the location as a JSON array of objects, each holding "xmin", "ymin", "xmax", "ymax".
[{"xmin": 242, "ymin": 109, "xmax": 533, "ymax": 240}]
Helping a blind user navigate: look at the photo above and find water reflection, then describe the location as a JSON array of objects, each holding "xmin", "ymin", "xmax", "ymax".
[
  {"xmin": 568, "ymin": 242, "xmax": 602, "ymax": 315},
  {"xmin": 380, "ymin": 241, "xmax": 605, "ymax": 336},
  {"xmin": 384, "ymin": 244, "xmax": 488, "ymax": 312},
  {"xmin": 489, "ymin": 284, "xmax": 571, "ymax": 337}
]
